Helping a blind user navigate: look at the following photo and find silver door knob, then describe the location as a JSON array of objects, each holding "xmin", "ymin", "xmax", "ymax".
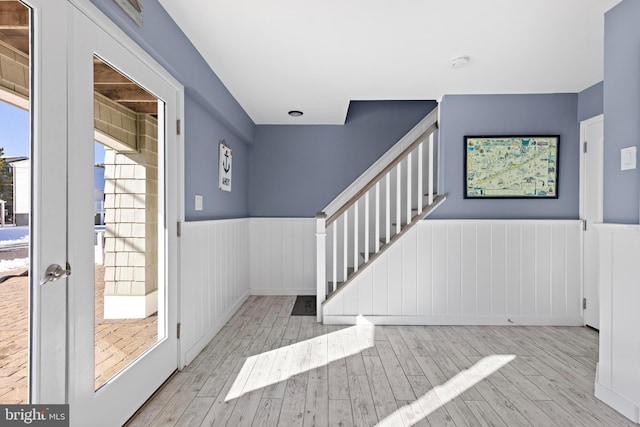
[{"xmin": 40, "ymin": 263, "xmax": 71, "ymax": 286}]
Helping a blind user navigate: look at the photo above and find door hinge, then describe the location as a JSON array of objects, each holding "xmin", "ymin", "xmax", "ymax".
[
  {"xmin": 177, "ymin": 221, "xmax": 181, "ymax": 237},
  {"xmin": 583, "ymin": 220, "xmax": 587, "ymax": 231},
  {"xmin": 177, "ymin": 323, "xmax": 181, "ymax": 339},
  {"xmin": 177, "ymin": 119, "xmax": 181, "ymax": 135},
  {"xmin": 583, "ymin": 141, "xmax": 588, "ymax": 153},
  {"xmin": 583, "ymin": 298, "xmax": 587, "ymax": 310}
]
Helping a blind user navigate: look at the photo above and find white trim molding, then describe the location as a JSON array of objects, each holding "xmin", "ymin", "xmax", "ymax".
[
  {"xmin": 323, "ymin": 220, "xmax": 584, "ymax": 326},
  {"xmin": 324, "ymin": 315, "xmax": 583, "ymax": 326},
  {"xmin": 594, "ymin": 223, "xmax": 640, "ymax": 423}
]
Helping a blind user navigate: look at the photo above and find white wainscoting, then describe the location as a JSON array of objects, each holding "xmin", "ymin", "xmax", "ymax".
[
  {"xmin": 595, "ymin": 224, "xmax": 640, "ymax": 423},
  {"xmin": 323, "ymin": 220, "xmax": 583, "ymax": 326},
  {"xmin": 180, "ymin": 219, "xmax": 250, "ymax": 366},
  {"xmin": 249, "ymin": 218, "xmax": 315, "ymax": 295}
]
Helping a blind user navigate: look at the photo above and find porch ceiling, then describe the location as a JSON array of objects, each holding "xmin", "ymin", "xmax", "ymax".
[{"xmin": 0, "ymin": 0, "xmax": 157, "ymax": 115}]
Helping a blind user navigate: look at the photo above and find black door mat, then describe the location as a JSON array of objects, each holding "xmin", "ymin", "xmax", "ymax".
[{"xmin": 291, "ymin": 295, "xmax": 316, "ymax": 316}]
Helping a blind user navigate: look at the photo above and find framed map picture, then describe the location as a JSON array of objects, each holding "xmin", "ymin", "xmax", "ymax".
[{"xmin": 464, "ymin": 135, "xmax": 559, "ymax": 198}]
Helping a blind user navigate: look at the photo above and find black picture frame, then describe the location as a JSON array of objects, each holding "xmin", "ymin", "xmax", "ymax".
[{"xmin": 464, "ymin": 135, "xmax": 560, "ymax": 199}]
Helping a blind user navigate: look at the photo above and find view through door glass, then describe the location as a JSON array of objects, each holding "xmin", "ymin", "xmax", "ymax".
[
  {"xmin": 93, "ymin": 56, "xmax": 163, "ymax": 390},
  {"xmin": 0, "ymin": 0, "xmax": 31, "ymax": 404}
]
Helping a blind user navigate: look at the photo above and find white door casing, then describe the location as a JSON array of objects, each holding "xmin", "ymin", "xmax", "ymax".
[
  {"xmin": 580, "ymin": 114, "xmax": 604, "ymax": 330},
  {"xmin": 25, "ymin": 0, "xmax": 69, "ymax": 404}
]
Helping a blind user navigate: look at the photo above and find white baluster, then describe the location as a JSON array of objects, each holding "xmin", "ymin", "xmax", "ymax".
[
  {"xmin": 332, "ymin": 222, "xmax": 337, "ymax": 293},
  {"xmin": 364, "ymin": 191, "xmax": 370, "ymax": 262},
  {"xmin": 375, "ymin": 182, "xmax": 380, "ymax": 253},
  {"xmin": 396, "ymin": 163, "xmax": 401, "ymax": 235},
  {"xmin": 407, "ymin": 152, "xmax": 412, "ymax": 225},
  {"xmin": 385, "ymin": 173, "xmax": 390, "ymax": 244},
  {"xmin": 354, "ymin": 202, "xmax": 359, "ymax": 273},
  {"xmin": 418, "ymin": 142, "xmax": 423, "ymax": 212},
  {"xmin": 343, "ymin": 211, "xmax": 348, "ymax": 282},
  {"xmin": 428, "ymin": 132, "xmax": 434, "ymax": 205}
]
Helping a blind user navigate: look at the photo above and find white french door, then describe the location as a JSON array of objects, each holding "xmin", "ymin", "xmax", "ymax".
[
  {"xmin": 28, "ymin": 1, "xmax": 182, "ymax": 425},
  {"xmin": 67, "ymin": 3, "xmax": 181, "ymax": 426}
]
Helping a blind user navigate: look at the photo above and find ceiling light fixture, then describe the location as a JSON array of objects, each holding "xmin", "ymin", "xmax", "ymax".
[
  {"xmin": 288, "ymin": 110, "xmax": 303, "ymax": 117},
  {"xmin": 451, "ymin": 55, "xmax": 470, "ymax": 69}
]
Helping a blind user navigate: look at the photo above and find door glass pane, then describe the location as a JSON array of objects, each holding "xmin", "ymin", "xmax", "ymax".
[
  {"xmin": 0, "ymin": 0, "xmax": 30, "ymax": 404},
  {"xmin": 93, "ymin": 56, "xmax": 163, "ymax": 390}
]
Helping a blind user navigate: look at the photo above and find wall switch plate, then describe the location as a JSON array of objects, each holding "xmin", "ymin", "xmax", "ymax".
[
  {"xmin": 621, "ymin": 146, "xmax": 637, "ymax": 171},
  {"xmin": 195, "ymin": 194, "xmax": 203, "ymax": 211}
]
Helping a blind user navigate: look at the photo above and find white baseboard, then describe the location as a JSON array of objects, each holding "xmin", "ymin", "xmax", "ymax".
[
  {"xmin": 322, "ymin": 315, "xmax": 584, "ymax": 326},
  {"xmin": 104, "ymin": 290, "xmax": 158, "ymax": 319},
  {"xmin": 595, "ymin": 371, "xmax": 640, "ymax": 423},
  {"xmin": 250, "ymin": 288, "xmax": 315, "ymax": 296},
  {"xmin": 182, "ymin": 290, "xmax": 250, "ymax": 367}
]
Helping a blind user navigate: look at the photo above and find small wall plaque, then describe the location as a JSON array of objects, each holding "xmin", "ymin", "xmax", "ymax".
[{"xmin": 218, "ymin": 141, "xmax": 232, "ymax": 192}]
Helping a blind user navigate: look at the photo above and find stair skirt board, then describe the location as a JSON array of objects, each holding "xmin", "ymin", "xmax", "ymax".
[{"xmin": 322, "ymin": 315, "xmax": 584, "ymax": 326}]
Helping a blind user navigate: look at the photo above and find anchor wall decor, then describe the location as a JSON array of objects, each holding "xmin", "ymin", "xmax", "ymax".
[{"xmin": 218, "ymin": 140, "xmax": 232, "ymax": 192}]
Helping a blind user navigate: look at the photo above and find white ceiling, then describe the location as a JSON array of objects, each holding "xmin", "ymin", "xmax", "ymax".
[{"xmin": 158, "ymin": 0, "xmax": 621, "ymax": 125}]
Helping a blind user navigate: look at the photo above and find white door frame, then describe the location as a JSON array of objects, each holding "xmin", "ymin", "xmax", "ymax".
[
  {"xmin": 579, "ymin": 114, "xmax": 604, "ymax": 329},
  {"xmin": 25, "ymin": 0, "xmax": 70, "ymax": 404}
]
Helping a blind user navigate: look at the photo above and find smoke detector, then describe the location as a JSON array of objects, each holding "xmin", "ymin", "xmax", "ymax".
[{"xmin": 451, "ymin": 55, "xmax": 470, "ymax": 69}]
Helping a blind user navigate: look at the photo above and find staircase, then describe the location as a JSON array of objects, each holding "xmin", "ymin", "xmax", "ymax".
[{"xmin": 315, "ymin": 110, "xmax": 445, "ymax": 321}]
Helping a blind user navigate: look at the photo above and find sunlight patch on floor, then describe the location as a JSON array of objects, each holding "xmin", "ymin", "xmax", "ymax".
[
  {"xmin": 377, "ymin": 354, "xmax": 516, "ymax": 426},
  {"xmin": 225, "ymin": 323, "xmax": 375, "ymax": 401}
]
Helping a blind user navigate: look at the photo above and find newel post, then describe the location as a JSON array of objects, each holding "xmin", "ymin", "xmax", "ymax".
[{"xmin": 315, "ymin": 212, "xmax": 327, "ymax": 323}]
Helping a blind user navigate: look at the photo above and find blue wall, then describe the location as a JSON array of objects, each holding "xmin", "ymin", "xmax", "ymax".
[
  {"xmin": 578, "ymin": 82, "xmax": 603, "ymax": 122},
  {"xmin": 429, "ymin": 94, "xmax": 580, "ymax": 220},
  {"xmin": 89, "ymin": 0, "xmax": 600, "ymax": 222},
  {"xmin": 603, "ymin": 0, "xmax": 640, "ymax": 224},
  {"xmin": 249, "ymin": 101, "xmax": 437, "ymax": 217},
  {"xmin": 90, "ymin": 0, "xmax": 254, "ymax": 220},
  {"xmin": 184, "ymin": 98, "xmax": 248, "ymax": 220}
]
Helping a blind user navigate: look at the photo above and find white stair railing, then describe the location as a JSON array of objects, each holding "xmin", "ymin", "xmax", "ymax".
[{"xmin": 316, "ymin": 122, "xmax": 445, "ymax": 321}]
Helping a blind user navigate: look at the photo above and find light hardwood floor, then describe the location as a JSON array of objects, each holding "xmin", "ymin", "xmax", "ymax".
[{"xmin": 127, "ymin": 296, "xmax": 636, "ymax": 427}]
